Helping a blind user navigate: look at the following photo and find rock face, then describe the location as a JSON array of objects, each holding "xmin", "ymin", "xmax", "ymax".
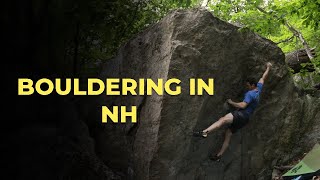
[
  {"xmin": 285, "ymin": 48, "xmax": 316, "ymax": 73},
  {"xmin": 91, "ymin": 8, "xmax": 320, "ymax": 180},
  {"xmin": 18, "ymin": 96, "xmax": 121, "ymax": 180}
]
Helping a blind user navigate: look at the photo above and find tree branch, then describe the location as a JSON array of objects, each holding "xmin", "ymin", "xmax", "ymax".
[
  {"xmin": 256, "ymin": 6, "xmax": 314, "ymax": 60},
  {"xmin": 276, "ymin": 35, "xmax": 294, "ymax": 44},
  {"xmin": 201, "ymin": 0, "xmax": 210, "ymax": 7}
]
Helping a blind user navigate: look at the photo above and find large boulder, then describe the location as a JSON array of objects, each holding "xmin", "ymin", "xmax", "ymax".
[
  {"xmin": 18, "ymin": 95, "xmax": 121, "ymax": 180},
  {"xmin": 90, "ymin": 8, "xmax": 320, "ymax": 180}
]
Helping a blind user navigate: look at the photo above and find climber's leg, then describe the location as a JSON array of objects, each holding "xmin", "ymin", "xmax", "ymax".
[
  {"xmin": 193, "ymin": 113, "xmax": 233, "ymax": 138},
  {"xmin": 202, "ymin": 113, "xmax": 233, "ymax": 134},
  {"xmin": 209, "ymin": 128, "xmax": 232, "ymax": 161},
  {"xmin": 217, "ymin": 129, "xmax": 232, "ymax": 156}
]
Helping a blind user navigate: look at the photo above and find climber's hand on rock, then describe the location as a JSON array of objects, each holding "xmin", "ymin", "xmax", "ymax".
[
  {"xmin": 267, "ymin": 62, "xmax": 272, "ymax": 68},
  {"xmin": 227, "ymin": 99, "xmax": 233, "ymax": 104}
]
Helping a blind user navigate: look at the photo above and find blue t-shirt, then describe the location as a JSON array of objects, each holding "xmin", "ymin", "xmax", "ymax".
[{"xmin": 243, "ymin": 82, "xmax": 263, "ymax": 115}]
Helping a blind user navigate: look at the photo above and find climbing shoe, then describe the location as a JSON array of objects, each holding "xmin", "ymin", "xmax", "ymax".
[
  {"xmin": 209, "ymin": 154, "xmax": 221, "ymax": 162},
  {"xmin": 193, "ymin": 131, "xmax": 208, "ymax": 138}
]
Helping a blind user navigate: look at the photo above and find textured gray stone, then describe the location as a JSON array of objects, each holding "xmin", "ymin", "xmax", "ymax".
[
  {"xmin": 19, "ymin": 96, "xmax": 121, "ymax": 180},
  {"xmin": 92, "ymin": 8, "xmax": 320, "ymax": 180}
]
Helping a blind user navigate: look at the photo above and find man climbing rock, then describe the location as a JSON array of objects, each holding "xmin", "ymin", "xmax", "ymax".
[{"xmin": 193, "ymin": 62, "xmax": 273, "ymax": 161}]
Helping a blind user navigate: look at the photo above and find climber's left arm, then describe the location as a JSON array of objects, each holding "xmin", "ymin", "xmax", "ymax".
[
  {"xmin": 227, "ymin": 99, "xmax": 248, "ymax": 109},
  {"xmin": 258, "ymin": 62, "xmax": 272, "ymax": 84}
]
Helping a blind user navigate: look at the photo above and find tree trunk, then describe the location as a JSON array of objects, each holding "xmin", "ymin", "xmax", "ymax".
[
  {"xmin": 284, "ymin": 21, "xmax": 314, "ymax": 60},
  {"xmin": 201, "ymin": 0, "xmax": 209, "ymax": 7}
]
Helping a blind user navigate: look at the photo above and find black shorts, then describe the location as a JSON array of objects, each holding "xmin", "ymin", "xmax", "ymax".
[{"xmin": 228, "ymin": 110, "xmax": 250, "ymax": 133}]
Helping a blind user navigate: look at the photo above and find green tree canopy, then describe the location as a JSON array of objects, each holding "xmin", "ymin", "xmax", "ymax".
[{"xmin": 72, "ymin": 0, "xmax": 319, "ymax": 85}]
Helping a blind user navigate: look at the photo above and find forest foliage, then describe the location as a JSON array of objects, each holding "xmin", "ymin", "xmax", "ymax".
[{"xmin": 71, "ymin": 0, "xmax": 319, "ymax": 85}]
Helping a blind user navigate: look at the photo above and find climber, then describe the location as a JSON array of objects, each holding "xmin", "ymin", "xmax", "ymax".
[{"xmin": 193, "ymin": 62, "xmax": 273, "ymax": 161}]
